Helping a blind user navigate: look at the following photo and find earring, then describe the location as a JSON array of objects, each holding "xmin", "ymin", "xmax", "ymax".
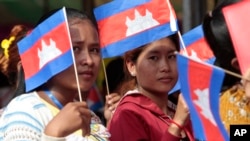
[{"xmin": 131, "ymin": 72, "xmax": 135, "ymax": 76}]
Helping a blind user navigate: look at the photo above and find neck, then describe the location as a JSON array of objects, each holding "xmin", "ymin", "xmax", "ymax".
[
  {"xmin": 138, "ymin": 88, "xmax": 168, "ymax": 114},
  {"xmin": 37, "ymin": 86, "xmax": 77, "ymax": 108}
]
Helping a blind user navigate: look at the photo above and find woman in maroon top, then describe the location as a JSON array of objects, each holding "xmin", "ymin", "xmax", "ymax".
[{"xmin": 108, "ymin": 34, "xmax": 194, "ymax": 141}]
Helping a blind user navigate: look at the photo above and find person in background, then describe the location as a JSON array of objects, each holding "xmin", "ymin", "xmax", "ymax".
[
  {"xmin": 0, "ymin": 25, "xmax": 29, "ymax": 109},
  {"xmin": 102, "ymin": 57, "xmax": 124, "ymax": 126},
  {"xmin": 202, "ymin": 0, "xmax": 250, "ymax": 132},
  {"xmin": 108, "ymin": 34, "xmax": 194, "ymax": 141},
  {"xmin": 0, "ymin": 8, "xmax": 110, "ymax": 140}
]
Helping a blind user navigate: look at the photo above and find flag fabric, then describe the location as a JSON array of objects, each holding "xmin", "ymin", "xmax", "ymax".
[
  {"xmin": 87, "ymin": 85, "xmax": 104, "ymax": 112},
  {"xmin": 177, "ymin": 54, "xmax": 228, "ymax": 141},
  {"xmin": 222, "ymin": 0, "xmax": 250, "ymax": 74},
  {"xmin": 169, "ymin": 25, "xmax": 215, "ymax": 94},
  {"xmin": 180, "ymin": 25, "xmax": 215, "ymax": 64},
  {"xmin": 18, "ymin": 8, "xmax": 73, "ymax": 92},
  {"xmin": 94, "ymin": 0, "xmax": 178, "ymax": 58}
]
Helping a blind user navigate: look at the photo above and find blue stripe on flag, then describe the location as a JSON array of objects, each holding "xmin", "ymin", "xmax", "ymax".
[
  {"xmin": 25, "ymin": 50, "xmax": 72, "ymax": 92},
  {"xmin": 182, "ymin": 25, "xmax": 204, "ymax": 47},
  {"xmin": 209, "ymin": 68, "xmax": 228, "ymax": 141},
  {"xmin": 94, "ymin": 0, "xmax": 151, "ymax": 21},
  {"xmin": 101, "ymin": 21, "xmax": 177, "ymax": 58},
  {"xmin": 18, "ymin": 9, "xmax": 65, "ymax": 54},
  {"xmin": 177, "ymin": 54, "xmax": 206, "ymax": 140}
]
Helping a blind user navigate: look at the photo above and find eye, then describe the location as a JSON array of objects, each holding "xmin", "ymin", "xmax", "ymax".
[
  {"xmin": 149, "ymin": 55, "xmax": 158, "ymax": 61},
  {"xmin": 73, "ymin": 46, "xmax": 80, "ymax": 52},
  {"xmin": 90, "ymin": 47, "xmax": 100, "ymax": 54},
  {"xmin": 168, "ymin": 53, "xmax": 176, "ymax": 60}
]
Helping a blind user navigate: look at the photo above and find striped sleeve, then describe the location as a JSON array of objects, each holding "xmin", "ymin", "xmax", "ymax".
[{"xmin": 0, "ymin": 92, "xmax": 52, "ymax": 141}]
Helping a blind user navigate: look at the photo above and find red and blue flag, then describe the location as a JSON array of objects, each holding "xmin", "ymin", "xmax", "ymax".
[
  {"xmin": 169, "ymin": 25, "xmax": 215, "ymax": 94},
  {"xmin": 94, "ymin": 0, "xmax": 178, "ymax": 58},
  {"xmin": 87, "ymin": 85, "xmax": 104, "ymax": 112},
  {"xmin": 18, "ymin": 8, "xmax": 73, "ymax": 92},
  {"xmin": 180, "ymin": 25, "xmax": 215, "ymax": 64},
  {"xmin": 222, "ymin": 0, "xmax": 250, "ymax": 74},
  {"xmin": 177, "ymin": 54, "xmax": 228, "ymax": 141}
]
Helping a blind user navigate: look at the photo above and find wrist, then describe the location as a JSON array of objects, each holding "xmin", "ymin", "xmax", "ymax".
[{"xmin": 168, "ymin": 120, "xmax": 184, "ymax": 137}]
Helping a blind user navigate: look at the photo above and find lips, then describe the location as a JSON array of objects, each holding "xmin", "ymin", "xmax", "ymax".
[
  {"xmin": 78, "ymin": 70, "xmax": 94, "ymax": 79},
  {"xmin": 158, "ymin": 77, "xmax": 173, "ymax": 83}
]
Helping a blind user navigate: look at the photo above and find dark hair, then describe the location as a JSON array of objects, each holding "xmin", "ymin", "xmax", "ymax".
[
  {"xmin": 119, "ymin": 34, "xmax": 180, "ymax": 95},
  {"xmin": 0, "ymin": 25, "xmax": 29, "ymax": 100},
  {"xmin": 0, "ymin": 25, "xmax": 29, "ymax": 86},
  {"xmin": 105, "ymin": 57, "xmax": 125, "ymax": 93},
  {"xmin": 36, "ymin": 7, "xmax": 97, "ymax": 28},
  {"xmin": 202, "ymin": 0, "xmax": 241, "ymax": 90}
]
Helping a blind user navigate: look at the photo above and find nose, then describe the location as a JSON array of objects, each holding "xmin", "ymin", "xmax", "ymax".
[
  {"xmin": 160, "ymin": 58, "xmax": 171, "ymax": 72},
  {"xmin": 79, "ymin": 51, "xmax": 94, "ymax": 67}
]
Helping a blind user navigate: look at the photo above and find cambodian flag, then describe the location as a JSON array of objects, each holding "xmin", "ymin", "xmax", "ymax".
[
  {"xmin": 18, "ymin": 8, "xmax": 73, "ymax": 92},
  {"xmin": 87, "ymin": 85, "xmax": 104, "ymax": 112},
  {"xmin": 169, "ymin": 25, "xmax": 215, "ymax": 94},
  {"xmin": 222, "ymin": 0, "xmax": 250, "ymax": 74},
  {"xmin": 177, "ymin": 54, "xmax": 228, "ymax": 141},
  {"xmin": 181, "ymin": 25, "xmax": 215, "ymax": 64},
  {"xmin": 94, "ymin": 0, "xmax": 178, "ymax": 58}
]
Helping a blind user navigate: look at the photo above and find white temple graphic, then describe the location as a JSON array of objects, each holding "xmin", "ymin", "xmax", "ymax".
[
  {"xmin": 38, "ymin": 38, "xmax": 62, "ymax": 69},
  {"xmin": 125, "ymin": 9, "xmax": 160, "ymax": 36}
]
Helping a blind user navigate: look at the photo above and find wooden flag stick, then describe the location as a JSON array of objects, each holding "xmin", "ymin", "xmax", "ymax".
[
  {"xmin": 102, "ymin": 59, "xmax": 110, "ymax": 95},
  {"xmin": 175, "ymin": 52, "xmax": 250, "ymax": 82}
]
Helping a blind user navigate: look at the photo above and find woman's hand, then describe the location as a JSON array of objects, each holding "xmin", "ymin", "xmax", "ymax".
[
  {"xmin": 44, "ymin": 101, "xmax": 91, "ymax": 137},
  {"xmin": 168, "ymin": 93, "xmax": 189, "ymax": 137},
  {"xmin": 242, "ymin": 68, "xmax": 250, "ymax": 99},
  {"xmin": 104, "ymin": 93, "xmax": 121, "ymax": 126}
]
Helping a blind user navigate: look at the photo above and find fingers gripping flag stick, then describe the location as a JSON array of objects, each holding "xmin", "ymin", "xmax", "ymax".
[
  {"xmin": 177, "ymin": 54, "xmax": 228, "ymax": 141},
  {"xmin": 18, "ymin": 8, "xmax": 73, "ymax": 92},
  {"xmin": 222, "ymin": 0, "xmax": 250, "ymax": 75},
  {"xmin": 94, "ymin": 0, "xmax": 178, "ymax": 58}
]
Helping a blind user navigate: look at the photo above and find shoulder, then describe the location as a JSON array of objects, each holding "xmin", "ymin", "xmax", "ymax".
[
  {"xmin": 4, "ymin": 91, "xmax": 47, "ymax": 112},
  {"xmin": 0, "ymin": 91, "xmax": 51, "ymax": 129},
  {"xmin": 111, "ymin": 93, "xmax": 152, "ymax": 123}
]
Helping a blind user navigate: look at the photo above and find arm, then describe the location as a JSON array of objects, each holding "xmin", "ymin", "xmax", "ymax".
[{"xmin": 169, "ymin": 94, "xmax": 192, "ymax": 139}]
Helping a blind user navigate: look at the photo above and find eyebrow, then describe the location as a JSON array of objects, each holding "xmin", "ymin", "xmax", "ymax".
[{"xmin": 147, "ymin": 48, "xmax": 176, "ymax": 54}]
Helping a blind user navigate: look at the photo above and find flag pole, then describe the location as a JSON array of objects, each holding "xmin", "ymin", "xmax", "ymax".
[
  {"xmin": 63, "ymin": 7, "xmax": 83, "ymax": 101},
  {"xmin": 102, "ymin": 59, "xmax": 110, "ymax": 95},
  {"xmin": 177, "ymin": 31, "xmax": 188, "ymax": 54},
  {"xmin": 166, "ymin": 0, "xmax": 187, "ymax": 54}
]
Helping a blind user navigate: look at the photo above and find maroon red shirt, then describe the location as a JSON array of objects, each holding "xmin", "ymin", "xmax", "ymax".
[{"xmin": 108, "ymin": 92, "xmax": 194, "ymax": 141}]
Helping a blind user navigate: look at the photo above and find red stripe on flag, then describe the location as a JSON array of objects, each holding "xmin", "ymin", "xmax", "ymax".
[
  {"xmin": 181, "ymin": 38, "xmax": 214, "ymax": 62},
  {"xmin": 21, "ymin": 23, "xmax": 71, "ymax": 79},
  {"xmin": 98, "ymin": 0, "xmax": 175, "ymax": 48},
  {"xmin": 189, "ymin": 61, "xmax": 224, "ymax": 141},
  {"xmin": 222, "ymin": 1, "xmax": 250, "ymax": 74}
]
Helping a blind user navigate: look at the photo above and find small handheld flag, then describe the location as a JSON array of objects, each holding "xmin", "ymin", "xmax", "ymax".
[
  {"xmin": 18, "ymin": 8, "xmax": 73, "ymax": 92},
  {"xmin": 222, "ymin": 0, "xmax": 250, "ymax": 74},
  {"xmin": 169, "ymin": 25, "xmax": 215, "ymax": 94},
  {"xmin": 94, "ymin": 0, "xmax": 178, "ymax": 58},
  {"xmin": 177, "ymin": 54, "xmax": 228, "ymax": 141}
]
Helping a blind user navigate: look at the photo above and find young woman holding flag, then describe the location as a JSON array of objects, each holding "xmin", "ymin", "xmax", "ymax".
[
  {"xmin": 108, "ymin": 34, "xmax": 194, "ymax": 141},
  {"xmin": 0, "ymin": 8, "xmax": 112, "ymax": 141}
]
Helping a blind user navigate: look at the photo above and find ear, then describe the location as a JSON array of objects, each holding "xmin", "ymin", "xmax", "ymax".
[
  {"xmin": 126, "ymin": 59, "xmax": 136, "ymax": 77},
  {"xmin": 231, "ymin": 57, "xmax": 240, "ymax": 70}
]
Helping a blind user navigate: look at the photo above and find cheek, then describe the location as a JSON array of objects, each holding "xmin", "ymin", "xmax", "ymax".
[{"xmin": 136, "ymin": 62, "xmax": 156, "ymax": 79}]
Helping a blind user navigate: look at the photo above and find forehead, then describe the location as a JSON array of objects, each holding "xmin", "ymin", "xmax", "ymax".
[
  {"xmin": 143, "ymin": 37, "xmax": 177, "ymax": 53},
  {"xmin": 68, "ymin": 19, "xmax": 98, "ymax": 42}
]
